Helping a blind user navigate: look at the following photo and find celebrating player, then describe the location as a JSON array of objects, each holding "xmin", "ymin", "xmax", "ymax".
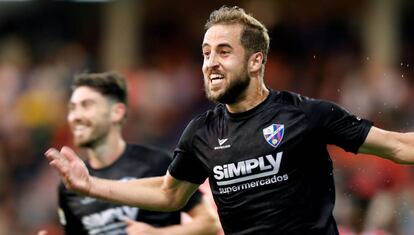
[
  {"xmin": 46, "ymin": 6, "xmax": 414, "ymax": 235},
  {"xmin": 52, "ymin": 72, "xmax": 219, "ymax": 235}
]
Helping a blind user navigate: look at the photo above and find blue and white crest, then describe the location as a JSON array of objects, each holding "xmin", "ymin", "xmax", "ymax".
[{"xmin": 263, "ymin": 124, "xmax": 284, "ymax": 148}]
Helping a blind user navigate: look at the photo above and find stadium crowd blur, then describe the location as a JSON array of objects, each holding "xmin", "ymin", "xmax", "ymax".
[{"xmin": 0, "ymin": 0, "xmax": 414, "ymax": 234}]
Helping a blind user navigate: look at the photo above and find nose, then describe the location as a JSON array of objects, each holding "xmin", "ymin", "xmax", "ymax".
[
  {"xmin": 67, "ymin": 108, "xmax": 82, "ymax": 123},
  {"xmin": 205, "ymin": 52, "xmax": 219, "ymax": 68}
]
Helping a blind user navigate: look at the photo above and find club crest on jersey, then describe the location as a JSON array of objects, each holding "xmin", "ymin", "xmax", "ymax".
[{"xmin": 263, "ymin": 124, "xmax": 284, "ymax": 148}]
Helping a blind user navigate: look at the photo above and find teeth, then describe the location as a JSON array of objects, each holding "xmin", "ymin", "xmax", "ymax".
[
  {"xmin": 74, "ymin": 125, "xmax": 88, "ymax": 131},
  {"xmin": 210, "ymin": 74, "xmax": 223, "ymax": 80},
  {"xmin": 75, "ymin": 125, "xmax": 86, "ymax": 129}
]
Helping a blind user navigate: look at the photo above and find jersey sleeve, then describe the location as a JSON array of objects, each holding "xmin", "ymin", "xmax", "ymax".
[
  {"xmin": 58, "ymin": 183, "xmax": 86, "ymax": 235},
  {"xmin": 301, "ymin": 98, "xmax": 373, "ymax": 153},
  {"xmin": 168, "ymin": 119, "xmax": 209, "ymax": 184}
]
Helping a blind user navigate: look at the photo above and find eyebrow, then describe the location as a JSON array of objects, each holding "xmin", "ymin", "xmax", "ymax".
[
  {"xmin": 68, "ymin": 98, "xmax": 95, "ymax": 107},
  {"xmin": 202, "ymin": 42, "xmax": 233, "ymax": 49}
]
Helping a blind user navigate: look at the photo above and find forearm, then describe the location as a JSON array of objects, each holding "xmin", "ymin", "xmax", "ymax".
[
  {"xmin": 88, "ymin": 176, "xmax": 179, "ymax": 212},
  {"xmin": 151, "ymin": 198, "xmax": 220, "ymax": 235},
  {"xmin": 153, "ymin": 221, "xmax": 219, "ymax": 235},
  {"xmin": 360, "ymin": 127, "xmax": 414, "ymax": 164},
  {"xmin": 388, "ymin": 132, "xmax": 414, "ymax": 164},
  {"xmin": 45, "ymin": 148, "xmax": 199, "ymax": 212}
]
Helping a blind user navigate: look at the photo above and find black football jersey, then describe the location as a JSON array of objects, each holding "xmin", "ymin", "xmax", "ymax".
[
  {"xmin": 58, "ymin": 144, "xmax": 202, "ymax": 235},
  {"xmin": 169, "ymin": 90, "xmax": 372, "ymax": 235}
]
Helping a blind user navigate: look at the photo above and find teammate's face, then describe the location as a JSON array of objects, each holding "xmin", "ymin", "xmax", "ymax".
[
  {"xmin": 67, "ymin": 87, "xmax": 112, "ymax": 148},
  {"xmin": 202, "ymin": 24, "xmax": 250, "ymax": 104}
]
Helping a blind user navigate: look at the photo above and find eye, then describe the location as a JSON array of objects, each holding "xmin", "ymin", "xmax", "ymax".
[
  {"xmin": 202, "ymin": 50, "xmax": 210, "ymax": 59},
  {"xmin": 220, "ymin": 50, "xmax": 230, "ymax": 56},
  {"xmin": 81, "ymin": 100, "xmax": 95, "ymax": 109}
]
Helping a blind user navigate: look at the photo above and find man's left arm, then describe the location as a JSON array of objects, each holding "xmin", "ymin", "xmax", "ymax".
[
  {"xmin": 359, "ymin": 126, "xmax": 414, "ymax": 164},
  {"xmin": 125, "ymin": 196, "xmax": 220, "ymax": 235}
]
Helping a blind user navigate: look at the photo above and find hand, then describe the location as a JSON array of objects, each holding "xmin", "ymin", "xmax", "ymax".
[
  {"xmin": 45, "ymin": 146, "xmax": 91, "ymax": 195},
  {"xmin": 125, "ymin": 218, "xmax": 164, "ymax": 235}
]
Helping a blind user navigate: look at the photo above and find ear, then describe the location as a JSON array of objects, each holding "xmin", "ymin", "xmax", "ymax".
[
  {"xmin": 110, "ymin": 103, "xmax": 127, "ymax": 124},
  {"xmin": 248, "ymin": 52, "xmax": 264, "ymax": 74}
]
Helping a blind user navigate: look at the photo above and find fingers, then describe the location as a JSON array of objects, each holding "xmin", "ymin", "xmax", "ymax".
[
  {"xmin": 44, "ymin": 148, "xmax": 61, "ymax": 161},
  {"xmin": 124, "ymin": 217, "xmax": 135, "ymax": 226},
  {"xmin": 44, "ymin": 146, "xmax": 91, "ymax": 193},
  {"xmin": 45, "ymin": 148, "xmax": 66, "ymax": 170},
  {"xmin": 61, "ymin": 146, "xmax": 79, "ymax": 161},
  {"xmin": 37, "ymin": 230, "xmax": 47, "ymax": 235},
  {"xmin": 44, "ymin": 148, "xmax": 72, "ymax": 182},
  {"xmin": 125, "ymin": 220, "xmax": 154, "ymax": 235},
  {"xmin": 124, "ymin": 219, "xmax": 149, "ymax": 228},
  {"xmin": 45, "ymin": 147, "xmax": 79, "ymax": 168}
]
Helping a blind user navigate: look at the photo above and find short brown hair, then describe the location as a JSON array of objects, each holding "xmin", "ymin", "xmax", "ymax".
[
  {"xmin": 72, "ymin": 71, "xmax": 128, "ymax": 106},
  {"xmin": 205, "ymin": 6, "xmax": 270, "ymax": 64}
]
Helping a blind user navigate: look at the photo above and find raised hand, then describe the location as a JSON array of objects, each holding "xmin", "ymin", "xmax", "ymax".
[{"xmin": 45, "ymin": 146, "xmax": 92, "ymax": 195}]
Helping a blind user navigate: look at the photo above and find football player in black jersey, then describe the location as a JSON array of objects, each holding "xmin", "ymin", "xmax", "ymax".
[
  {"xmin": 44, "ymin": 72, "xmax": 219, "ymax": 235},
  {"xmin": 45, "ymin": 6, "xmax": 414, "ymax": 235}
]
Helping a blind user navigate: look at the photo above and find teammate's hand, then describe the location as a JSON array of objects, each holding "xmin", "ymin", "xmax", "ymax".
[
  {"xmin": 45, "ymin": 146, "xmax": 91, "ymax": 195},
  {"xmin": 125, "ymin": 218, "xmax": 164, "ymax": 235}
]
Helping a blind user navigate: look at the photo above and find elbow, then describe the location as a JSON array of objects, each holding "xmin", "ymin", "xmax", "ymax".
[
  {"xmin": 190, "ymin": 210, "xmax": 221, "ymax": 235},
  {"xmin": 189, "ymin": 198, "xmax": 221, "ymax": 235},
  {"xmin": 166, "ymin": 198, "xmax": 187, "ymax": 212},
  {"xmin": 155, "ymin": 201, "xmax": 184, "ymax": 213},
  {"xmin": 203, "ymin": 215, "xmax": 221, "ymax": 235},
  {"xmin": 390, "ymin": 143, "xmax": 414, "ymax": 165},
  {"xmin": 160, "ymin": 188, "xmax": 188, "ymax": 212}
]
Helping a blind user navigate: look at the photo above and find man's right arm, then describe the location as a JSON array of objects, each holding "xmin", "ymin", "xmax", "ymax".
[
  {"xmin": 45, "ymin": 147, "xmax": 199, "ymax": 212},
  {"xmin": 358, "ymin": 126, "xmax": 414, "ymax": 164}
]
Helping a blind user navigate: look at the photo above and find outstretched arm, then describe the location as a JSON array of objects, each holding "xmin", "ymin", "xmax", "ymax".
[
  {"xmin": 125, "ymin": 197, "xmax": 220, "ymax": 235},
  {"xmin": 45, "ymin": 146, "xmax": 199, "ymax": 211},
  {"xmin": 359, "ymin": 126, "xmax": 414, "ymax": 164}
]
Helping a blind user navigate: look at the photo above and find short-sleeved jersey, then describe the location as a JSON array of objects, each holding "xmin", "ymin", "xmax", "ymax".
[
  {"xmin": 58, "ymin": 144, "xmax": 202, "ymax": 235},
  {"xmin": 169, "ymin": 90, "xmax": 372, "ymax": 235}
]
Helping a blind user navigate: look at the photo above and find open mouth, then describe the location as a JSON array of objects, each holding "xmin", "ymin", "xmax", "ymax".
[
  {"xmin": 210, "ymin": 73, "xmax": 224, "ymax": 85},
  {"xmin": 72, "ymin": 124, "xmax": 89, "ymax": 136}
]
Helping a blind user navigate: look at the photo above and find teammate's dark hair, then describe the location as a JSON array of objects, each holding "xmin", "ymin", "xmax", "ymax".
[{"xmin": 72, "ymin": 72, "xmax": 128, "ymax": 106}]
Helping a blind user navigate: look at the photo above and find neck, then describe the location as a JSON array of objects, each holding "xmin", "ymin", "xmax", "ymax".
[
  {"xmin": 226, "ymin": 82, "xmax": 269, "ymax": 113},
  {"xmin": 87, "ymin": 131, "xmax": 126, "ymax": 169}
]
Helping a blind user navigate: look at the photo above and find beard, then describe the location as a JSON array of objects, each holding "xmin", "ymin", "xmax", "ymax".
[
  {"xmin": 73, "ymin": 121, "xmax": 111, "ymax": 149},
  {"xmin": 75, "ymin": 132, "xmax": 106, "ymax": 148},
  {"xmin": 205, "ymin": 65, "xmax": 250, "ymax": 104}
]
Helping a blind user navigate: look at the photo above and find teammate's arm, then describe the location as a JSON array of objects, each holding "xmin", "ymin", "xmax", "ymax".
[
  {"xmin": 45, "ymin": 146, "xmax": 199, "ymax": 212},
  {"xmin": 125, "ymin": 197, "xmax": 219, "ymax": 235},
  {"xmin": 359, "ymin": 126, "xmax": 414, "ymax": 164}
]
